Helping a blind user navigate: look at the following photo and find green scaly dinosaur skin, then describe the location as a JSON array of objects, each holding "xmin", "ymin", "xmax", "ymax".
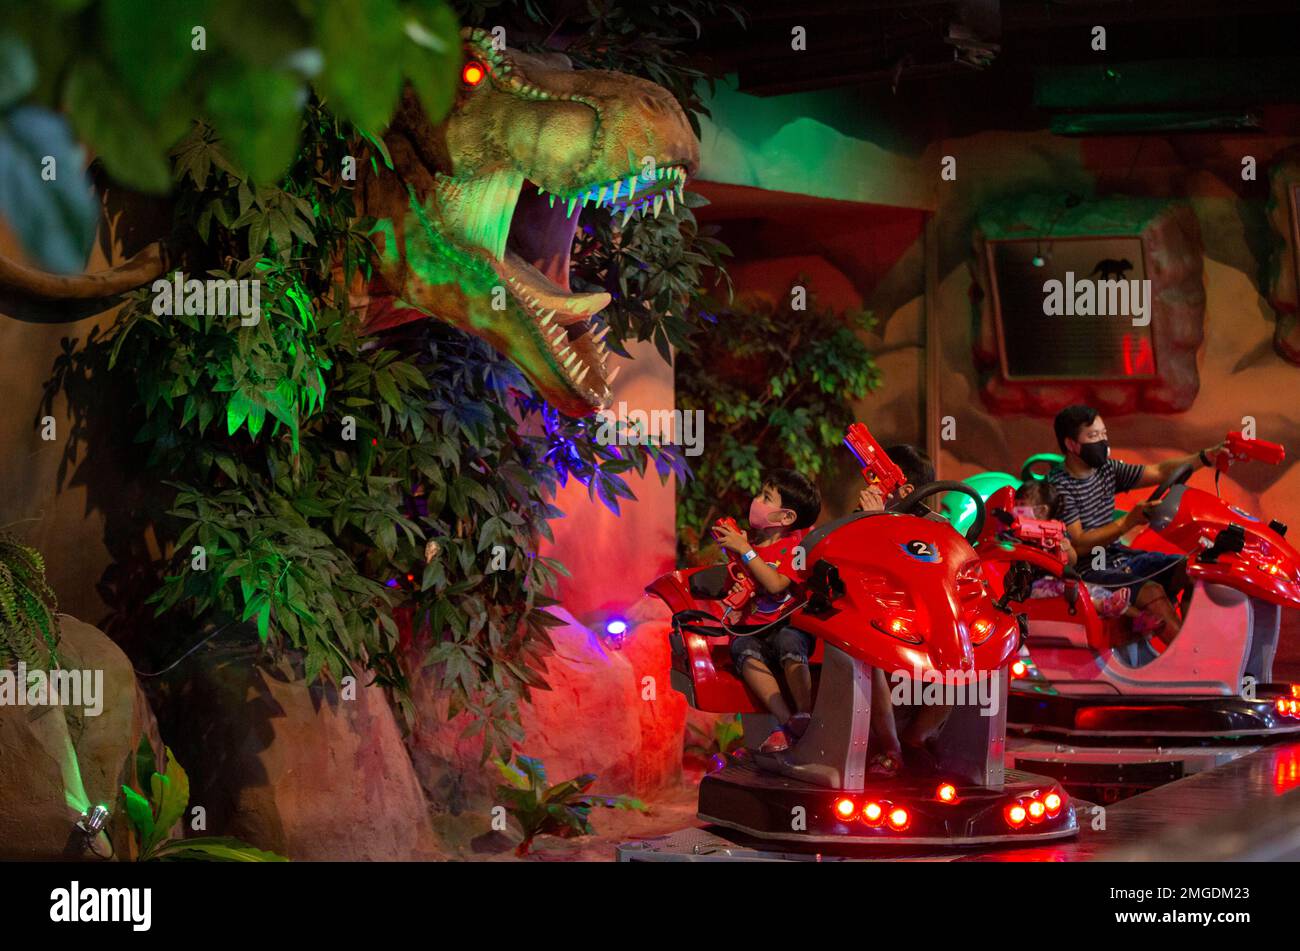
[{"xmin": 359, "ymin": 28, "xmax": 700, "ymax": 417}]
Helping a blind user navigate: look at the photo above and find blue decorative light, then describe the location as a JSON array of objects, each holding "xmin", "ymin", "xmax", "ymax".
[{"xmin": 605, "ymin": 619, "xmax": 628, "ymax": 637}]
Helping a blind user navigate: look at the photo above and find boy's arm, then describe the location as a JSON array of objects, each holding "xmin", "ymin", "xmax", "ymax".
[
  {"xmin": 742, "ymin": 558, "xmax": 793, "ymax": 596},
  {"xmin": 714, "ymin": 523, "xmax": 792, "ymax": 596}
]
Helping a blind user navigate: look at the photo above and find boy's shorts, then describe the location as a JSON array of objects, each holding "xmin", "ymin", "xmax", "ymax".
[
  {"xmin": 731, "ymin": 625, "xmax": 816, "ymax": 672},
  {"xmin": 1080, "ymin": 547, "xmax": 1184, "ymax": 603}
]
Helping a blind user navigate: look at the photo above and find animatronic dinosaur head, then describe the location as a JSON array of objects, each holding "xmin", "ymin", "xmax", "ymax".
[{"xmin": 359, "ymin": 28, "xmax": 700, "ymax": 416}]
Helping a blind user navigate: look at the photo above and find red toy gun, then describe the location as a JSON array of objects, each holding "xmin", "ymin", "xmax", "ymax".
[
  {"xmin": 996, "ymin": 511, "xmax": 1069, "ymax": 564},
  {"xmin": 711, "ymin": 517, "xmax": 756, "ymax": 616},
  {"xmin": 1219, "ymin": 431, "xmax": 1285, "ymax": 472},
  {"xmin": 845, "ymin": 423, "xmax": 906, "ymax": 499}
]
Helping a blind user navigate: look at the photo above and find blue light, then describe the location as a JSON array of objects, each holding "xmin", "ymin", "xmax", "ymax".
[{"xmin": 605, "ymin": 619, "xmax": 628, "ymax": 637}]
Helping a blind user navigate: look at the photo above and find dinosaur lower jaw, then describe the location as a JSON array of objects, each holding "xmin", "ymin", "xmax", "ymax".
[{"xmin": 462, "ymin": 165, "xmax": 690, "ymax": 410}]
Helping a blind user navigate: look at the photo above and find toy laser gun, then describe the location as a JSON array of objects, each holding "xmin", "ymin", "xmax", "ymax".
[
  {"xmin": 845, "ymin": 423, "xmax": 906, "ymax": 499},
  {"xmin": 995, "ymin": 510, "xmax": 1069, "ymax": 565},
  {"xmin": 1219, "ymin": 431, "xmax": 1285, "ymax": 472},
  {"xmin": 711, "ymin": 517, "xmax": 756, "ymax": 615}
]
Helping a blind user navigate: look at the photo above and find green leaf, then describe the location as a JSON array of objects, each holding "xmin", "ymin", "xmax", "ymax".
[
  {"xmin": 204, "ymin": 65, "xmax": 306, "ymax": 185},
  {"xmin": 399, "ymin": 0, "xmax": 460, "ymax": 124},
  {"xmin": 120, "ymin": 785, "xmax": 155, "ymax": 844},
  {"xmin": 315, "ymin": 0, "xmax": 405, "ymax": 132},
  {"xmin": 65, "ymin": 59, "xmax": 172, "ymax": 193},
  {"xmin": 134, "ymin": 734, "xmax": 157, "ymax": 788},
  {"xmin": 0, "ymin": 34, "xmax": 37, "ymax": 110},
  {"xmin": 151, "ymin": 836, "xmax": 289, "ymax": 862},
  {"xmin": 149, "ymin": 748, "xmax": 190, "ymax": 849},
  {"xmin": 0, "ymin": 106, "xmax": 98, "ymax": 272},
  {"xmin": 103, "ymin": 0, "xmax": 209, "ymax": 119}
]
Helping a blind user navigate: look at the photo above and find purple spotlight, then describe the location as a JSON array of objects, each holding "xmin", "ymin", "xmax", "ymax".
[{"xmin": 605, "ymin": 619, "xmax": 628, "ymax": 637}]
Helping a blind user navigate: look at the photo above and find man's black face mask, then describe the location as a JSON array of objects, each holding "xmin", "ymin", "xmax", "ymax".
[{"xmin": 1077, "ymin": 439, "xmax": 1109, "ymax": 469}]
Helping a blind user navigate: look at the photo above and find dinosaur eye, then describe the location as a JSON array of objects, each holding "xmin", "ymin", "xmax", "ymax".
[{"xmin": 462, "ymin": 61, "xmax": 486, "ymax": 86}]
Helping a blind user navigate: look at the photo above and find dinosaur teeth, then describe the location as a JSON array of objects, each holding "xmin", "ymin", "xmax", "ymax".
[
  {"xmin": 594, "ymin": 325, "xmax": 610, "ymax": 342},
  {"xmin": 566, "ymin": 197, "xmax": 577, "ymax": 217},
  {"xmin": 597, "ymin": 185, "xmax": 607, "ymax": 206},
  {"xmin": 549, "ymin": 194, "xmax": 556, "ymax": 208},
  {"xmin": 610, "ymin": 181, "xmax": 621, "ymax": 202},
  {"xmin": 627, "ymin": 175, "xmax": 638, "ymax": 200},
  {"xmin": 665, "ymin": 191, "xmax": 675, "ymax": 214},
  {"xmin": 574, "ymin": 365, "xmax": 589, "ymax": 385},
  {"xmin": 621, "ymin": 205, "xmax": 634, "ymax": 226},
  {"xmin": 607, "ymin": 366, "xmax": 621, "ymax": 385},
  {"xmin": 653, "ymin": 195, "xmax": 663, "ymax": 218}
]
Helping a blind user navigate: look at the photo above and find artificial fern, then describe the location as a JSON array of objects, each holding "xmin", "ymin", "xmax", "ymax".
[{"xmin": 0, "ymin": 533, "xmax": 60, "ymax": 668}]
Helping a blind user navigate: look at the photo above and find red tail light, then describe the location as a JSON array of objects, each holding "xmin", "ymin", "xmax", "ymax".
[
  {"xmin": 1044, "ymin": 792, "xmax": 1063, "ymax": 816},
  {"xmin": 834, "ymin": 798, "xmax": 856, "ymax": 819},
  {"xmin": 1011, "ymin": 660, "xmax": 1028, "ymax": 678},
  {"xmin": 1027, "ymin": 799, "xmax": 1046, "ymax": 823},
  {"xmin": 887, "ymin": 806, "xmax": 911, "ymax": 831},
  {"xmin": 862, "ymin": 801, "xmax": 884, "ymax": 825},
  {"xmin": 1005, "ymin": 803, "xmax": 1027, "ymax": 828},
  {"xmin": 936, "ymin": 783, "xmax": 958, "ymax": 803}
]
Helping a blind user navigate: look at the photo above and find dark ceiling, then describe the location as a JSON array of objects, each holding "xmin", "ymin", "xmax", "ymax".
[{"xmin": 688, "ymin": 0, "xmax": 1300, "ymax": 117}]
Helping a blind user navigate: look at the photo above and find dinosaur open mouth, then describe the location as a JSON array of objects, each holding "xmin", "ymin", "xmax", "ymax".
[{"xmin": 489, "ymin": 165, "xmax": 689, "ymax": 404}]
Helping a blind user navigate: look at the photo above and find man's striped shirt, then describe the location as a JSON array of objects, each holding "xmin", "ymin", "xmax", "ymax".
[{"xmin": 1046, "ymin": 458, "xmax": 1143, "ymax": 531}]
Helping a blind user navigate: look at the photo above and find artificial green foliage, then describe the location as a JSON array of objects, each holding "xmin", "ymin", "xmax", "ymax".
[
  {"xmin": 27, "ymin": 1, "xmax": 731, "ymax": 760},
  {"xmin": 0, "ymin": 534, "xmax": 61, "ymax": 669},
  {"xmin": 495, "ymin": 754, "xmax": 646, "ymax": 856},
  {"xmin": 121, "ymin": 741, "xmax": 287, "ymax": 861},
  {"xmin": 675, "ymin": 285, "xmax": 881, "ymax": 558},
  {"xmin": 44, "ymin": 106, "xmax": 681, "ymax": 759},
  {"xmin": 684, "ymin": 713, "xmax": 744, "ymax": 762}
]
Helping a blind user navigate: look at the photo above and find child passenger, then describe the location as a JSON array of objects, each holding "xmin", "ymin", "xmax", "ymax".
[
  {"xmin": 1013, "ymin": 480, "xmax": 1169, "ymax": 640},
  {"xmin": 713, "ymin": 469, "xmax": 823, "ymax": 753}
]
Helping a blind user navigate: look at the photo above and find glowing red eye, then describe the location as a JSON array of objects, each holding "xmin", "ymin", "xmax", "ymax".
[{"xmin": 462, "ymin": 61, "xmax": 486, "ymax": 86}]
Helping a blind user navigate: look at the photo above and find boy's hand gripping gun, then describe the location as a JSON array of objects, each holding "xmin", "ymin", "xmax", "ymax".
[
  {"xmin": 712, "ymin": 517, "xmax": 756, "ymax": 617},
  {"xmin": 845, "ymin": 423, "xmax": 906, "ymax": 499}
]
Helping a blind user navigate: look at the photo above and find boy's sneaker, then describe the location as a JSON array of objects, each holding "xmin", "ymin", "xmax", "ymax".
[
  {"xmin": 786, "ymin": 713, "xmax": 812, "ymax": 739},
  {"xmin": 759, "ymin": 728, "xmax": 790, "ymax": 753}
]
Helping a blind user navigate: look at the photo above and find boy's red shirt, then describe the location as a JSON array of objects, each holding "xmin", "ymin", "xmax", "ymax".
[
  {"xmin": 749, "ymin": 529, "xmax": 810, "ymax": 583},
  {"xmin": 746, "ymin": 528, "xmax": 810, "ymax": 618}
]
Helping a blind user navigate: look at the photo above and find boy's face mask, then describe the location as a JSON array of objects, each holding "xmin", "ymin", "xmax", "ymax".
[{"xmin": 749, "ymin": 496, "xmax": 793, "ymax": 531}]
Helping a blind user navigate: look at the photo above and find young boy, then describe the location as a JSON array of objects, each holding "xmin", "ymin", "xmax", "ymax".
[{"xmin": 713, "ymin": 469, "xmax": 822, "ymax": 753}]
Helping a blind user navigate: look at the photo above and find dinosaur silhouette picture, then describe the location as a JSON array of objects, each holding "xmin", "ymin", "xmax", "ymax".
[{"xmin": 1090, "ymin": 257, "xmax": 1134, "ymax": 280}]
